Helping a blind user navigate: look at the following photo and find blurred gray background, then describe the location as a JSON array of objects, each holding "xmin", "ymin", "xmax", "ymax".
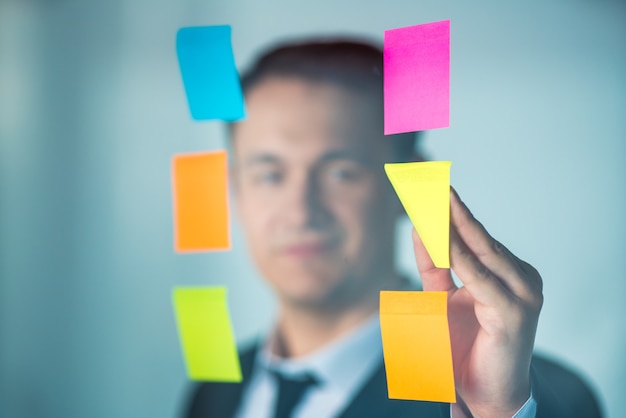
[{"xmin": 1, "ymin": 0, "xmax": 624, "ymax": 417}]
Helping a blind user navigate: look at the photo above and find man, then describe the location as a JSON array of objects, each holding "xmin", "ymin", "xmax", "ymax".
[{"xmin": 183, "ymin": 40, "xmax": 602, "ymax": 417}]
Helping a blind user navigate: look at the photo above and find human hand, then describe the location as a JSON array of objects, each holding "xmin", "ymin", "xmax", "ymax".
[{"xmin": 412, "ymin": 187, "xmax": 543, "ymax": 418}]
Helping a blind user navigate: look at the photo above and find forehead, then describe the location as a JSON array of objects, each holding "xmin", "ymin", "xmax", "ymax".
[{"xmin": 231, "ymin": 77, "xmax": 390, "ymax": 164}]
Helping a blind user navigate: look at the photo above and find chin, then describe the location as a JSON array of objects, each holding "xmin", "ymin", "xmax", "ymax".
[
  {"xmin": 269, "ymin": 268, "xmax": 346, "ymax": 307},
  {"xmin": 282, "ymin": 290, "xmax": 343, "ymax": 310}
]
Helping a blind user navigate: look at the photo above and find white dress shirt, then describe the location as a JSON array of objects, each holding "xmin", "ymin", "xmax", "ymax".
[
  {"xmin": 235, "ymin": 315, "xmax": 382, "ymax": 418},
  {"xmin": 235, "ymin": 314, "xmax": 537, "ymax": 418}
]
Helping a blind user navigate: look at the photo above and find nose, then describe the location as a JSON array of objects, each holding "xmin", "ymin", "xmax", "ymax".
[{"xmin": 283, "ymin": 171, "xmax": 330, "ymax": 230}]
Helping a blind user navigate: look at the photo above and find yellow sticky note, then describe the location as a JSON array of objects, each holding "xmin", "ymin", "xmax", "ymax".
[
  {"xmin": 172, "ymin": 287, "xmax": 242, "ymax": 382},
  {"xmin": 172, "ymin": 150, "xmax": 230, "ymax": 252},
  {"xmin": 380, "ymin": 291, "xmax": 455, "ymax": 403},
  {"xmin": 384, "ymin": 161, "xmax": 451, "ymax": 268}
]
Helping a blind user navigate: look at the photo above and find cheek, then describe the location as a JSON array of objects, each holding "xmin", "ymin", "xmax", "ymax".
[
  {"xmin": 330, "ymin": 195, "xmax": 377, "ymax": 251},
  {"xmin": 331, "ymin": 184, "xmax": 396, "ymax": 255},
  {"xmin": 237, "ymin": 194, "xmax": 274, "ymax": 251}
]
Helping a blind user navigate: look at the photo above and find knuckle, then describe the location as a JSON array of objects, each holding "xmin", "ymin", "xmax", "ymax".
[
  {"xmin": 492, "ymin": 239, "xmax": 508, "ymax": 256},
  {"xmin": 520, "ymin": 288, "xmax": 544, "ymax": 313},
  {"xmin": 530, "ymin": 289, "xmax": 544, "ymax": 311},
  {"xmin": 457, "ymin": 243, "xmax": 473, "ymax": 261},
  {"xmin": 474, "ymin": 262, "xmax": 492, "ymax": 281},
  {"xmin": 523, "ymin": 261, "xmax": 540, "ymax": 277},
  {"xmin": 525, "ymin": 264, "xmax": 543, "ymax": 293},
  {"xmin": 517, "ymin": 260, "xmax": 543, "ymax": 294},
  {"xmin": 534, "ymin": 272, "xmax": 544, "ymax": 293},
  {"xmin": 498, "ymin": 298, "xmax": 527, "ymax": 330}
]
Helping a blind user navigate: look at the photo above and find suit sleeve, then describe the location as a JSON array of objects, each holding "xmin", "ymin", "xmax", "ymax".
[{"xmin": 530, "ymin": 354, "xmax": 603, "ymax": 418}]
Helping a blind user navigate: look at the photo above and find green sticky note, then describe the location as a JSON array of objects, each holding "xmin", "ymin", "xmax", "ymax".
[
  {"xmin": 385, "ymin": 161, "xmax": 451, "ymax": 268},
  {"xmin": 172, "ymin": 287, "xmax": 242, "ymax": 382}
]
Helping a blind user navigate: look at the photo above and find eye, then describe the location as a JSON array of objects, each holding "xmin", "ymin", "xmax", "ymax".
[
  {"xmin": 254, "ymin": 169, "xmax": 283, "ymax": 185},
  {"xmin": 324, "ymin": 161, "xmax": 364, "ymax": 183},
  {"xmin": 330, "ymin": 167, "xmax": 358, "ymax": 181}
]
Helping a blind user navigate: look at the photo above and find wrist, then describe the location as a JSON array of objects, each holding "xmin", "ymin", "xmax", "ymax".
[{"xmin": 461, "ymin": 382, "xmax": 531, "ymax": 418}]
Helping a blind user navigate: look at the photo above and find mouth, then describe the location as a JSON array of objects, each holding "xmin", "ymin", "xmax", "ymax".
[{"xmin": 283, "ymin": 241, "xmax": 334, "ymax": 258}]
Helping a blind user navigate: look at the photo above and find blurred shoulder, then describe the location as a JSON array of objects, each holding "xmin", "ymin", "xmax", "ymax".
[
  {"xmin": 531, "ymin": 352, "xmax": 604, "ymax": 418},
  {"xmin": 179, "ymin": 341, "xmax": 260, "ymax": 418}
]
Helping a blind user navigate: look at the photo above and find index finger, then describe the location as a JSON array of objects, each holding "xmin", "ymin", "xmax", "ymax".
[{"xmin": 450, "ymin": 187, "xmax": 541, "ymax": 300}]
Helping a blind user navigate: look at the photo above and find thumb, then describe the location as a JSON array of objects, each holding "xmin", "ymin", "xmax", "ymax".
[{"xmin": 412, "ymin": 228, "xmax": 456, "ymax": 292}]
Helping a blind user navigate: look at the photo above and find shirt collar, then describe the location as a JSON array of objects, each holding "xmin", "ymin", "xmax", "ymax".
[{"xmin": 257, "ymin": 314, "xmax": 382, "ymax": 390}]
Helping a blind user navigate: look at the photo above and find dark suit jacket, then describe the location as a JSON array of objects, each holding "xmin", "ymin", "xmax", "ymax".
[{"xmin": 182, "ymin": 345, "xmax": 602, "ymax": 418}]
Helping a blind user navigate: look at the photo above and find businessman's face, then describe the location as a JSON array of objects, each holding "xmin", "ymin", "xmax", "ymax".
[{"xmin": 232, "ymin": 77, "xmax": 400, "ymax": 308}]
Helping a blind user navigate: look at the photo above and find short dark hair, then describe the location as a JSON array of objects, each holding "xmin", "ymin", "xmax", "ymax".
[
  {"xmin": 233, "ymin": 38, "xmax": 423, "ymax": 162},
  {"xmin": 241, "ymin": 40, "xmax": 384, "ymax": 97}
]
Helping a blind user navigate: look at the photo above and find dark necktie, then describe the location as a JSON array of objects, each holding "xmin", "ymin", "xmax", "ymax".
[{"xmin": 271, "ymin": 371, "xmax": 318, "ymax": 418}]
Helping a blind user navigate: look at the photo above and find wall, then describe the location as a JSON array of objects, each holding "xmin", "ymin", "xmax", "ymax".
[{"xmin": 1, "ymin": 0, "xmax": 624, "ymax": 417}]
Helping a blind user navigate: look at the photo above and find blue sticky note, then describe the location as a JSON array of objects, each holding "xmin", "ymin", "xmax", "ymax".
[{"xmin": 176, "ymin": 25, "xmax": 246, "ymax": 121}]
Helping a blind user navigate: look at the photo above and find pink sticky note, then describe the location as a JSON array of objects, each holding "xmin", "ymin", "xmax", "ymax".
[{"xmin": 384, "ymin": 20, "xmax": 450, "ymax": 134}]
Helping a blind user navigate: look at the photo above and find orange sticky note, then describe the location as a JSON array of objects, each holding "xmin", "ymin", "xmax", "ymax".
[
  {"xmin": 380, "ymin": 290, "xmax": 455, "ymax": 403},
  {"xmin": 172, "ymin": 150, "xmax": 230, "ymax": 252}
]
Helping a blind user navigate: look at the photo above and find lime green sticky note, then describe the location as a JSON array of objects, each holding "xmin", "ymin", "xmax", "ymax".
[
  {"xmin": 172, "ymin": 287, "xmax": 242, "ymax": 382},
  {"xmin": 384, "ymin": 161, "xmax": 451, "ymax": 268}
]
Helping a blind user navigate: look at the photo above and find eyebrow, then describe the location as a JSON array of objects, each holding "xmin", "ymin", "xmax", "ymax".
[
  {"xmin": 241, "ymin": 154, "xmax": 282, "ymax": 167},
  {"xmin": 240, "ymin": 149, "xmax": 373, "ymax": 169},
  {"xmin": 319, "ymin": 149, "xmax": 373, "ymax": 165}
]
